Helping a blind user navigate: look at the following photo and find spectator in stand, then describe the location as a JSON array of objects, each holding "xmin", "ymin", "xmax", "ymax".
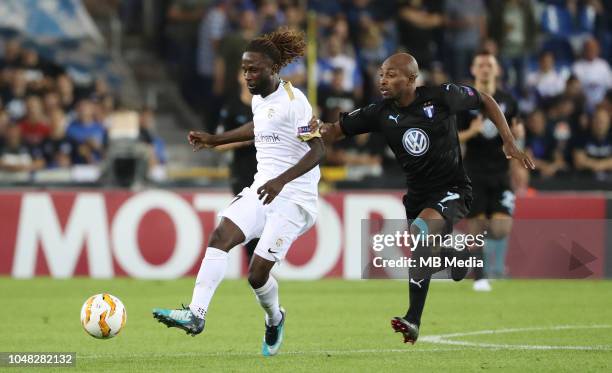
[
  {"xmin": 0, "ymin": 39, "xmax": 22, "ymax": 69},
  {"xmin": 317, "ymin": 67, "xmax": 357, "ymax": 124},
  {"xmin": 325, "ymin": 15, "xmax": 354, "ymax": 57},
  {"xmin": 0, "ymin": 124, "xmax": 44, "ymax": 174},
  {"xmin": 344, "ymin": 0, "xmax": 379, "ymax": 49},
  {"xmin": 526, "ymin": 51, "xmax": 570, "ymax": 104},
  {"xmin": 547, "ymin": 96, "xmax": 582, "ymax": 138},
  {"xmin": 540, "ymin": 0, "xmax": 597, "ymax": 38},
  {"xmin": 279, "ymin": 5, "xmax": 307, "ymax": 90},
  {"xmin": 19, "ymin": 49, "xmax": 46, "ymax": 94},
  {"xmin": 560, "ymin": 75, "xmax": 591, "ymax": 138},
  {"xmin": 42, "ymin": 90, "xmax": 62, "ymax": 115},
  {"xmin": 259, "ymin": 0, "xmax": 285, "ymax": 34},
  {"xmin": 591, "ymin": 0, "xmax": 611, "ymax": 60},
  {"xmin": 573, "ymin": 106, "xmax": 612, "ymax": 179},
  {"xmin": 3, "ymin": 69, "xmax": 28, "ymax": 120},
  {"xmin": 526, "ymin": 109, "xmax": 567, "ymax": 178},
  {"xmin": 488, "ymin": 0, "xmax": 536, "ymax": 93},
  {"xmin": 0, "ymin": 109, "xmax": 10, "ymax": 150},
  {"xmin": 196, "ymin": 0, "xmax": 228, "ymax": 132},
  {"xmin": 572, "ymin": 37, "xmax": 612, "ymax": 112},
  {"xmin": 56, "ymin": 74, "xmax": 76, "ymax": 112},
  {"xmin": 396, "ymin": 0, "xmax": 444, "ymax": 71},
  {"xmin": 308, "ymin": 0, "xmax": 342, "ymax": 32},
  {"xmin": 66, "ymin": 99, "xmax": 107, "ymax": 164},
  {"xmin": 139, "ymin": 107, "xmax": 167, "ymax": 168},
  {"xmin": 443, "ymin": 0, "xmax": 487, "ymax": 80},
  {"xmin": 214, "ymin": 7, "xmax": 259, "ymax": 113},
  {"xmin": 358, "ymin": 23, "xmax": 389, "ymax": 102},
  {"xmin": 426, "ymin": 61, "xmax": 450, "ymax": 87},
  {"xmin": 91, "ymin": 77, "xmax": 111, "ymax": 101},
  {"xmin": 93, "ymin": 94, "xmax": 116, "ymax": 126},
  {"xmin": 20, "ymin": 48, "xmax": 63, "ymax": 87},
  {"xmin": 164, "ymin": 0, "xmax": 208, "ymax": 75},
  {"xmin": 318, "ymin": 35, "xmax": 363, "ymax": 101},
  {"xmin": 18, "ymin": 95, "xmax": 49, "ymax": 148},
  {"xmin": 40, "ymin": 109, "xmax": 73, "ymax": 169}
]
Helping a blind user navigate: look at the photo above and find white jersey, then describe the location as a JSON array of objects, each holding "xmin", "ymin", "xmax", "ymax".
[{"xmin": 250, "ymin": 80, "xmax": 320, "ymax": 218}]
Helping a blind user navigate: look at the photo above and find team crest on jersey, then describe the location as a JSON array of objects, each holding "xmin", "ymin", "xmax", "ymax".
[
  {"xmin": 267, "ymin": 108, "xmax": 275, "ymax": 119},
  {"xmin": 423, "ymin": 104, "xmax": 435, "ymax": 119},
  {"xmin": 460, "ymin": 85, "xmax": 475, "ymax": 96},
  {"xmin": 402, "ymin": 128, "xmax": 429, "ymax": 156}
]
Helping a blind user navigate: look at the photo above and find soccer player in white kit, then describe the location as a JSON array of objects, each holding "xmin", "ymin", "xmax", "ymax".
[{"xmin": 153, "ymin": 29, "xmax": 325, "ymax": 357}]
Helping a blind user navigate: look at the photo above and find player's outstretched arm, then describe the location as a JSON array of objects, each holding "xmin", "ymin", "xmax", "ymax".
[
  {"xmin": 187, "ymin": 121, "xmax": 254, "ymax": 151},
  {"xmin": 308, "ymin": 117, "xmax": 345, "ymax": 145},
  {"xmin": 257, "ymin": 137, "xmax": 326, "ymax": 205},
  {"xmin": 480, "ymin": 93, "xmax": 535, "ymax": 170}
]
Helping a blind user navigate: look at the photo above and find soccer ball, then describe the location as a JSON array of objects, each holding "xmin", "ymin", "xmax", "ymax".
[{"xmin": 80, "ymin": 293, "xmax": 127, "ymax": 339}]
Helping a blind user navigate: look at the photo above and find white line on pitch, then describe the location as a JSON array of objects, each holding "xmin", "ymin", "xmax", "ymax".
[{"xmin": 420, "ymin": 324, "xmax": 612, "ymax": 351}]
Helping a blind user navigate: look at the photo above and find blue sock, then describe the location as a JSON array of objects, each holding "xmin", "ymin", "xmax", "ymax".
[
  {"xmin": 483, "ymin": 239, "xmax": 494, "ymax": 276},
  {"xmin": 485, "ymin": 238, "xmax": 508, "ymax": 277}
]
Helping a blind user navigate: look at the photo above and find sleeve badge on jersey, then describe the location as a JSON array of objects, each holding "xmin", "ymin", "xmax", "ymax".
[
  {"xmin": 460, "ymin": 85, "xmax": 475, "ymax": 96},
  {"xmin": 297, "ymin": 125, "xmax": 321, "ymax": 142}
]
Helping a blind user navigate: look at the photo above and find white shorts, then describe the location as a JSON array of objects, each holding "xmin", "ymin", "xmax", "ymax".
[{"xmin": 219, "ymin": 187, "xmax": 315, "ymax": 262}]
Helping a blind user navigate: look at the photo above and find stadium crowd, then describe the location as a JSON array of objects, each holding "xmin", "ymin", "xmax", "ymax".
[
  {"xmin": 1, "ymin": 0, "xmax": 610, "ymax": 187},
  {"xmin": 0, "ymin": 39, "xmax": 166, "ymax": 183},
  {"xmin": 154, "ymin": 0, "xmax": 611, "ymax": 185}
]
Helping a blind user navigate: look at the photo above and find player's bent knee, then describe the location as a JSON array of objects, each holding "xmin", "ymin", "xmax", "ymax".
[
  {"xmin": 488, "ymin": 215, "xmax": 512, "ymax": 239},
  {"xmin": 247, "ymin": 270, "xmax": 268, "ymax": 289},
  {"xmin": 208, "ymin": 223, "xmax": 244, "ymax": 252},
  {"xmin": 208, "ymin": 228, "xmax": 229, "ymax": 250},
  {"xmin": 488, "ymin": 227, "xmax": 511, "ymax": 240}
]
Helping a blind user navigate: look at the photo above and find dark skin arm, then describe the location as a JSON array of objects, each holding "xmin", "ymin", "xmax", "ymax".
[
  {"xmin": 308, "ymin": 119, "xmax": 346, "ymax": 145},
  {"xmin": 187, "ymin": 121, "xmax": 254, "ymax": 151},
  {"xmin": 189, "ymin": 115, "xmax": 317, "ymax": 150},
  {"xmin": 479, "ymin": 92, "xmax": 536, "ymax": 170},
  {"xmin": 257, "ymin": 137, "xmax": 326, "ymax": 204}
]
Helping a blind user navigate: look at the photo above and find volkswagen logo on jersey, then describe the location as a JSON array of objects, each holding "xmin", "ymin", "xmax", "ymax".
[{"xmin": 402, "ymin": 128, "xmax": 429, "ymax": 156}]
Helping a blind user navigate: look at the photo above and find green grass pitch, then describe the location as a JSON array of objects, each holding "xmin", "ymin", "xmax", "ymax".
[{"xmin": 1, "ymin": 278, "xmax": 611, "ymax": 372}]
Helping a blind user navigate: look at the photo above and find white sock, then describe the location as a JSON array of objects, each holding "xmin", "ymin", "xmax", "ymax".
[
  {"xmin": 252, "ymin": 276, "xmax": 282, "ymax": 326},
  {"xmin": 189, "ymin": 247, "xmax": 228, "ymax": 319}
]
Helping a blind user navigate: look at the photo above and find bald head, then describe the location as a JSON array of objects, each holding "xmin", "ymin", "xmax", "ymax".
[
  {"xmin": 383, "ymin": 53, "xmax": 419, "ymax": 78},
  {"xmin": 379, "ymin": 53, "xmax": 419, "ymax": 104}
]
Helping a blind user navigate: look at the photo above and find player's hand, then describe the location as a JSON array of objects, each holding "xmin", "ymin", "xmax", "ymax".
[
  {"xmin": 187, "ymin": 131, "xmax": 215, "ymax": 151},
  {"xmin": 503, "ymin": 141, "xmax": 536, "ymax": 170},
  {"xmin": 308, "ymin": 115, "xmax": 323, "ymax": 134},
  {"xmin": 257, "ymin": 177, "xmax": 286, "ymax": 205},
  {"xmin": 308, "ymin": 116, "xmax": 336, "ymax": 143}
]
